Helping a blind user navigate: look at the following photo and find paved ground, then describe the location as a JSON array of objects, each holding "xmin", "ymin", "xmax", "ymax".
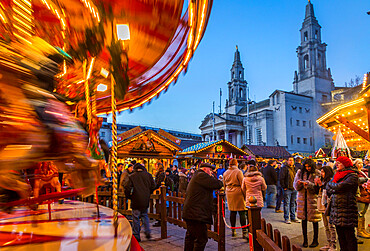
[{"xmin": 137, "ymin": 207, "xmax": 370, "ymax": 250}]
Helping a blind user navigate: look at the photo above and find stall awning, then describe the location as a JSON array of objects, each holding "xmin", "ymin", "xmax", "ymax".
[{"xmin": 178, "ymin": 140, "xmax": 249, "ymax": 159}]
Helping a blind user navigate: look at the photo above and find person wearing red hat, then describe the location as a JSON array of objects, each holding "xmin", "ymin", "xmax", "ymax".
[{"xmin": 326, "ymin": 156, "xmax": 359, "ymax": 251}]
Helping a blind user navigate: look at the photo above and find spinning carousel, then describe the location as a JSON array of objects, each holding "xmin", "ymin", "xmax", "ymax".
[{"xmin": 0, "ymin": 0, "xmax": 212, "ymax": 249}]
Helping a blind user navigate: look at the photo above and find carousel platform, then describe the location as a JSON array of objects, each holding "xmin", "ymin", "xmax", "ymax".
[{"xmin": 0, "ymin": 200, "xmax": 133, "ymax": 250}]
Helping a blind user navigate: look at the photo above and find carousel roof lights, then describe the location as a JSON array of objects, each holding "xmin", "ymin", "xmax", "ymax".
[
  {"xmin": 317, "ymin": 98, "xmax": 365, "ymax": 123},
  {"xmin": 193, "ymin": 0, "xmax": 209, "ymax": 51},
  {"xmin": 363, "ymin": 74, "xmax": 369, "ymax": 90},
  {"xmin": 13, "ymin": 0, "xmax": 32, "ymax": 15},
  {"xmin": 80, "ymin": 0, "xmax": 100, "ymax": 22},
  {"xmin": 86, "ymin": 57, "xmax": 95, "ymax": 79}
]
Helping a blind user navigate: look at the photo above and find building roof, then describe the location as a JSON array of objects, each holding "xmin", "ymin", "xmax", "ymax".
[
  {"xmin": 180, "ymin": 139, "xmax": 249, "ymax": 156},
  {"xmin": 117, "ymin": 129, "xmax": 182, "ymax": 158},
  {"xmin": 179, "ymin": 139, "xmax": 203, "ymax": 150},
  {"xmin": 243, "ymin": 145, "xmax": 291, "ymax": 158},
  {"xmin": 237, "ymin": 99, "xmax": 270, "ymax": 115},
  {"xmin": 181, "ymin": 140, "xmax": 223, "ymax": 153}
]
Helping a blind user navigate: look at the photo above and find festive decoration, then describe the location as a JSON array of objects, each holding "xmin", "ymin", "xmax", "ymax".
[{"xmin": 331, "ymin": 128, "xmax": 351, "ymax": 158}]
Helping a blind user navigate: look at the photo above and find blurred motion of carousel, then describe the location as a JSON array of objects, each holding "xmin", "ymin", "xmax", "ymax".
[{"xmin": 0, "ymin": 0, "xmax": 212, "ymax": 249}]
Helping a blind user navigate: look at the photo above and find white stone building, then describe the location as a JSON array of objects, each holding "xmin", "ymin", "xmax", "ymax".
[{"xmin": 200, "ymin": 1, "xmax": 336, "ymax": 153}]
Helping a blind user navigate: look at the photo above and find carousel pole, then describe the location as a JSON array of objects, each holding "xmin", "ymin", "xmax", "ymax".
[
  {"xmin": 111, "ymin": 74, "xmax": 118, "ymax": 237},
  {"xmin": 84, "ymin": 60, "xmax": 92, "ymax": 126},
  {"xmin": 91, "ymin": 88, "xmax": 100, "ymax": 220}
]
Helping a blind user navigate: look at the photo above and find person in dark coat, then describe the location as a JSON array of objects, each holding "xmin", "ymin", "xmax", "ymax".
[
  {"xmin": 183, "ymin": 163, "xmax": 223, "ymax": 251},
  {"xmin": 178, "ymin": 168, "xmax": 188, "ymax": 194},
  {"xmin": 263, "ymin": 159, "xmax": 278, "ymax": 208},
  {"xmin": 171, "ymin": 165, "xmax": 180, "ymax": 192},
  {"xmin": 326, "ymin": 156, "xmax": 359, "ymax": 251},
  {"xmin": 275, "ymin": 162, "xmax": 284, "ymax": 213},
  {"xmin": 280, "ymin": 157, "xmax": 299, "ymax": 224},
  {"xmin": 124, "ymin": 163, "xmax": 156, "ymax": 242}
]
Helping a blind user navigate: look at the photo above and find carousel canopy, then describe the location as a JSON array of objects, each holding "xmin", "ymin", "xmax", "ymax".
[
  {"xmin": 317, "ymin": 72, "xmax": 370, "ymax": 150},
  {"xmin": 0, "ymin": 0, "xmax": 212, "ymax": 113}
]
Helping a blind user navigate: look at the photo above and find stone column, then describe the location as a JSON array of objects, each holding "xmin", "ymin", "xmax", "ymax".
[
  {"xmin": 216, "ymin": 131, "xmax": 220, "ymax": 140},
  {"xmin": 224, "ymin": 130, "xmax": 229, "ymax": 142},
  {"xmin": 237, "ymin": 131, "xmax": 242, "ymax": 148}
]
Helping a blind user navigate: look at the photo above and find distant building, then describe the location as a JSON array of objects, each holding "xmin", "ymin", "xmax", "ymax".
[
  {"xmin": 99, "ymin": 118, "xmax": 202, "ymax": 150},
  {"xmin": 199, "ymin": 1, "xmax": 359, "ymax": 154}
]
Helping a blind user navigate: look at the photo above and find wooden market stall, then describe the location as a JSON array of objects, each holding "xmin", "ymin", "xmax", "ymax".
[
  {"xmin": 317, "ymin": 72, "xmax": 370, "ymax": 151},
  {"xmin": 117, "ymin": 128, "xmax": 182, "ymax": 173},
  {"xmin": 177, "ymin": 139, "xmax": 250, "ymax": 168}
]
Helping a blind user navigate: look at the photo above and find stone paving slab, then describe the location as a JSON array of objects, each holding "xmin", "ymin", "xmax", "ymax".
[{"xmin": 138, "ymin": 208, "xmax": 370, "ymax": 250}]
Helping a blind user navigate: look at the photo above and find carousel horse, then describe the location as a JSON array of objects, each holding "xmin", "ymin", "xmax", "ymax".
[
  {"xmin": 0, "ymin": 38, "xmax": 99, "ymax": 210},
  {"xmin": 33, "ymin": 162, "xmax": 62, "ymax": 199}
]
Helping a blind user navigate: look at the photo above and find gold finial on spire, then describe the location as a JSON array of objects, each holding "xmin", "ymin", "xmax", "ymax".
[
  {"xmin": 308, "ymin": 0, "xmax": 311, "ymax": 2},
  {"xmin": 236, "ymin": 45, "xmax": 238, "ymax": 50}
]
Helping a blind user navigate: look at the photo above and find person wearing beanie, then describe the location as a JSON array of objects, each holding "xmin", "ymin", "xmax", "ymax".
[{"xmin": 326, "ymin": 156, "xmax": 359, "ymax": 251}]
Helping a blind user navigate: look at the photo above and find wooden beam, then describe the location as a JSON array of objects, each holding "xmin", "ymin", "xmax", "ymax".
[
  {"xmin": 336, "ymin": 117, "xmax": 370, "ymax": 142},
  {"xmin": 366, "ymin": 103, "xmax": 370, "ymax": 141},
  {"xmin": 256, "ymin": 230, "xmax": 283, "ymax": 251}
]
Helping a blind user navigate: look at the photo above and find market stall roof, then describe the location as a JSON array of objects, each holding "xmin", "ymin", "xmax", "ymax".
[
  {"xmin": 315, "ymin": 148, "xmax": 331, "ymax": 158},
  {"xmin": 292, "ymin": 152, "xmax": 315, "ymax": 158},
  {"xmin": 317, "ymin": 72, "xmax": 370, "ymax": 150},
  {"xmin": 242, "ymin": 145, "xmax": 291, "ymax": 159},
  {"xmin": 117, "ymin": 129, "xmax": 182, "ymax": 159},
  {"xmin": 178, "ymin": 140, "xmax": 250, "ymax": 159}
]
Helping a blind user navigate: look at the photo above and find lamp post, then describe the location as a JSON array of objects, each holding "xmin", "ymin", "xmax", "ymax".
[{"xmin": 112, "ymin": 23, "xmax": 130, "ymax": 237}]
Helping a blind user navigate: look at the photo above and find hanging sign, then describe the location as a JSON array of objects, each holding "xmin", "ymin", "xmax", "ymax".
[
  {"xmin": 117, "ymin": 126, "xmax": 142, "ymax": 141},
  {"xmin": 158, "ymin": 129, "xmax": 181, "ymax": 145},
  {"xmin": 215, "ymin": 145, "xmax": 223, "ymax": 153}
]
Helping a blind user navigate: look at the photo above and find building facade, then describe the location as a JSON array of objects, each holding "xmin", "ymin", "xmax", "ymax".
[{"xmin": 200, "ymin": 1, "xmax": 338, "ymax": 153}]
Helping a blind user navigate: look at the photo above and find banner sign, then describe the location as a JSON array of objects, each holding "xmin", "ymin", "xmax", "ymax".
[
  {"xmin": 117, "ymin": 126, "xmax": 142, "ymax": 141},
  {"xmin": 158, "ymin": 129, "xmax": 181, "ymax": 145}
]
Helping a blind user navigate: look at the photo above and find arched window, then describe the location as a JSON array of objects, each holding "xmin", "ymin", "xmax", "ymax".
[
  {"xmin": 304, "ymin": 31, "xmax": 308, "ymax": 41},
  {"xmin": 231, "ymin": 89, "xmax": 234, "ymax": 99},
  {"xmin": 239, "ymin": 71, "xmax": 242, "ymax": 78},
  {"xmin": 318, "ymin": 53, "xmax": 321, "ymax": 68},
  {"xmin": 304, "ymin": 55, "xmax": 309, "ymax": 69},
  {"xmin": 240, "ymin": 88, "xmax": 243, "ymax": 98}
]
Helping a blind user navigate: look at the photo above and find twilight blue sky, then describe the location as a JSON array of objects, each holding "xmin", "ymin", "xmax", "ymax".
[{"xmin": 114, "ymin": 0, "xmax": 370, "ymax": 134}]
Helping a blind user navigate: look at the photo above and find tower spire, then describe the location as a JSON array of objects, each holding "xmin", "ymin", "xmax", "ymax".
[
  {"xmin": 305, "ymin": 0, "xmax": 315, "ymax": 19},
  {"xmin": 234, "ymin": 45, "xmax": 240, "ymax": 62}
]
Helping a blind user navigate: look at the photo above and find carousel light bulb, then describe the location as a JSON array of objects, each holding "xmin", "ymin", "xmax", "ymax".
[
  {"xmin": 100, "ymin": 67, "xmax": 109, "ymax": 78},
  {"xmin": 97, "ymin": 83, "xmax": 107, "ymax": 92},
  {"xmin": 116, "ymin": 24, "xmax": 130, "ymax": 40}
]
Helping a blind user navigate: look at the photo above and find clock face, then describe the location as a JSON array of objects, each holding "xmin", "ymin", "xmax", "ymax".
[{"xmin": 215, "ymin": 145, "xmax": 223, "ymax": 153}]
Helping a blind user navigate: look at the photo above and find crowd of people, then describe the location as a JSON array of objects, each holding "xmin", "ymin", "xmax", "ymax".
[{"xmin": 116, "ymin": 155, "xmax": 370, "ymax": 251}]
